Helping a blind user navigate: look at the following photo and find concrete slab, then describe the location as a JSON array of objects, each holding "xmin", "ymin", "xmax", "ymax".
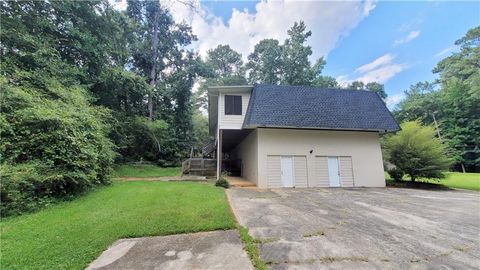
[
  {"xmin": 87, "ymin": 230, "xmax": 253, "ymax": 270},
  {"xmin": 227, "ymin": 188, "xmax": 480, "ymax": 270}
]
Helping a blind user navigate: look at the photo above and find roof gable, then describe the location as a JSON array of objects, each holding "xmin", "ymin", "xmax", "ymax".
[{"xmin": 243, "ymin": 84, "xmax": 400, "ymax": 132}]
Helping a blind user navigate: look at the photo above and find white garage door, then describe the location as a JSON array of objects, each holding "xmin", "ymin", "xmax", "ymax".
[
  {"xmin": 315, "ymin": 156, "xmax": 354, "ymax": 187},
  {"xmin": 267, "ymin": 155, "xmax": 307, "ymax": 188}
]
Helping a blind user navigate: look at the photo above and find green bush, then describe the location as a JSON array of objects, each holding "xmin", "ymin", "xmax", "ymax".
[
  {"xmin": 215, "ymin": 178, "xmax": 230, "ymax": 189},
  {"xmin": 387, "ymin": 168, "xmax": 404, "ymax": 181},
  {"xmin": 383, "ymin": 121, "xmax": 452, "ymax": 181},
  {"xmin": 0, "ymin": 78, "xmax": 115, "ymax": 216}
]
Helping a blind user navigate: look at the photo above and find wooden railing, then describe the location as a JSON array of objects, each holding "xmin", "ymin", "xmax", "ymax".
[{"xmin": 182, "ymin": 158, "xmax": 216, "ymax": 176}]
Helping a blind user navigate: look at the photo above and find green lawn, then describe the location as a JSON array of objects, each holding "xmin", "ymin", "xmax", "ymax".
[
  {"xmin": 113, "ymin": 164, "xmax": 181, "ymax": 178},
  {"xmin": 424, "ymin": 172, "xmax": 480, "ymax": 191},
  {"xmin": 0, "ymin": 181, "xmax": 235, "ymax": 270},
  {"xmin": 386, "ymin": 172, "xmax": 480, "ymax": 191}
]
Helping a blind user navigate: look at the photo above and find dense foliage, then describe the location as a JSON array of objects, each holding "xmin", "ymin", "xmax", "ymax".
[
  {"xmin": 0, "ymin": 1, "xmax": 119, "ymax": 215},
  {"xmin": 394, "ymin": 27, "xmax": 480, "ymax": 172},
  {"xmin": 383, "ymin": 121, "xmax": 452, "ymax": 181},
  {"xmin": 0, "ymin": 0, "xmax": 207, "ymax": 215}
]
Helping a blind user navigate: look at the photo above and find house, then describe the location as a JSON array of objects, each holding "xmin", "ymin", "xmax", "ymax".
[{"xmin": 208, "ymin": 84, "xmax": 400, "ymax": 188}]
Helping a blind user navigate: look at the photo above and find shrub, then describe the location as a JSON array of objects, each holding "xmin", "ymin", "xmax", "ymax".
[
  {"xmin": 387, "ymin": 168, "xmax": 404, "ymax": 181},
  {"xmin": 383, "ymin": 121, "xmax": 452, "ymax": 181},
  {"xmin": 215, "ymin": 178, "xmax": 230, "ymax": 189},
  {"xmin": 0, "ymin": 78, "xmax": 115, "ymax": 216}
]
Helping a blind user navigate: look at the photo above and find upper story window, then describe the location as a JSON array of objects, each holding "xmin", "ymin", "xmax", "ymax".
[{"xmin": 225, "ymin": 95, "xmax": 242, "ymax": 115}]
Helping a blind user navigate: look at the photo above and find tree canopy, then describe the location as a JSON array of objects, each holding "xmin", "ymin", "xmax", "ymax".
[{"xmin": 393, "ymin": 26, "xmax": 479, "ymax": 172}]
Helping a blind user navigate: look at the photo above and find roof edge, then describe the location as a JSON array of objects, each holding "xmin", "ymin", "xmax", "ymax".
[
  {"xmin": 243, "ymin": 124, "xmax": 399, "ymax": 134},
  {"xmin": 207, "ymin": 85, "xmax": 254, "ymax": 94}
]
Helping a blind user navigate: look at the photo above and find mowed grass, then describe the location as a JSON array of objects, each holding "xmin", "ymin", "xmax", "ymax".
[
  {"xmin": 386, "ymin": 172, "xmax": 479, "ymax": 191},
  {"xmin": 113, "ymin": 164, "xmax": 181, "ymax": 178},
  {"xmin": 425, "ymin": 172, "xmax": 480, "ymax": 191},
  {"xmin": 0, "ymin": 181, "xmax": 235, "ymax": 270}
]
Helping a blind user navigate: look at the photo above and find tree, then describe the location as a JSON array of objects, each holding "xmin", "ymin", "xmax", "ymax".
[
  {"xmin": 194, "ymin": 45, "xmax": 247, "ymax": 112},
  {"xmin": 348, "ymin": 81, "xmax": 365, "ymax": 90},
  {"xmin": 247, "ymin": 39, "xmax": 283, "ymax": 84},
  {"xmin": 433, "ymin": 26, "xmax": 480, "ymax": 82},
  {"xmin": 246, "ymin": 21, "xmax": 328, "ymax": 86},
  {"xmin": 394, "ymin": 82, "xmax": 439, "ymax": 124},
  {"xmin": 205, "ymin": 44, "xmax": 244, "ymax": 78},
  {"xmin": 348, "ymin": 81, "xmax": 388, "ymax": 99},
  {"xmin": 394, "ymin": 27, "xmax": 480, "ymax": 172},
  {"xmin": 313, "ymin": 76, "xmax": 339, "ymax": 88},
  {"xmin": 365, "ymin": 82, "xmax": 388, "ymax": 99},
  {"xmin": 383, "ymin": 121, "xmax": 452, "ymax": 181},
  {"xmin": 282, "ymin": 21, "xmax": 325, "ymax": 85},
  {"xmin": 126, "ymin": 0, "xmax": 196, "ymax": 120}
]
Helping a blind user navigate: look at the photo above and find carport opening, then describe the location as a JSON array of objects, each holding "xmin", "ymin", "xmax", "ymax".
[{"xmin": 219, "ymin": 129, "xmax": 252, "ymax": 177}]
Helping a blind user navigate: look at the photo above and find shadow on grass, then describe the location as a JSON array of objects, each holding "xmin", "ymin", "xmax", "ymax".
[{"xmin": 386, "ymin": 180, "xmax": 453, "ymax": 191}]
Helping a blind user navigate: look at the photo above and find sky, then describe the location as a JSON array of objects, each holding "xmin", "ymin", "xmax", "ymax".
[{"xmin": 113, "ymin": 0, "xmax": 480, "ymax": 108}]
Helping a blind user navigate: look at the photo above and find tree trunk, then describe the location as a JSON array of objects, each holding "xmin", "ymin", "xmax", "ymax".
[
  {"xmin": 148, "ymin": 12, "xmax": 159, "ymax": 121},
  {"xmin": 461, "ymin": 163, "xmax": 466, "ymax": 173},
  {"xmin": 431, "ymin": 112, "xmax": 442, "ymax": 142}
]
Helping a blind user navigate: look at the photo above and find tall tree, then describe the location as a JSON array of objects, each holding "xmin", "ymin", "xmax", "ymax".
[
  {"xmin": 126, "ymin": 0, "xmax": 195, "ymax": 120},
  {"xmin": 246, "ymin": 39, "xmax": 283, "ymax": 84},
  {"xmin": 246, "ymin": 21, "xmax": 328, "ymax": 86},
  {"xmin": 194, "ymin": 45, "xmax": 247, "ymax": 111},
  {"xmin": 205, "ymin": 44, "xmax": 244, "ymax": 78},
  {"xmin": 282, "ymin": 21, "xmax": 325, "ymax": 85},
  {"xmin": 433, "ymin": 26, "xmax": 480, "ymax": 82}
]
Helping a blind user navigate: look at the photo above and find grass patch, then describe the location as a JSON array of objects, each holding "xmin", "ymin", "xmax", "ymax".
[
  {"xmin": 113, "ymin": 164, "xmax": 181, "ymax": 178},
  {"xmin": 0, "ymin": 181, "xmax": 235, "ymax": 270},
  {"xmin": 238, "ymin": 226, "xmax": 269, "ymax": 270},
  {"xmin": 385, "ymin": 172, "xmax": 479, "ymax": 191},
  {"xmin": 253, "ymin": 237, "xmax": 280, "ymax": 244}
]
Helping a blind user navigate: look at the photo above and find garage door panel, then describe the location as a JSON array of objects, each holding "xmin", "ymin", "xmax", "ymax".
[
  {"xmin": 315, "ymin": 156, "xmax": 329, "ymax": 187},
  {"xmin": 339, "ymin": 157, "xmax": 354, "ymax": 187},
  {"xmin": 293, "ymin": 156, "xmax": 308, "ymax": 188},
  {"xmin": 267, "ymin": 155, "xmax": 282, "ymax": 188}
]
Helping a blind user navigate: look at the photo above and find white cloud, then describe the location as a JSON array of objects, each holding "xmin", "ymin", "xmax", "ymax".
[
  {"xmin": 165, "ymin": 0, "xmax": 377, "ymax": 60},
  {"xmin": 394, "ymin": 30, "xmax": 420, "ymax": 46},
  {"xmin": 434, "ymin": 46, "xmax": 455, "ymax": 58},
  {"xmin": 355, "ymin": 63, "xmax": 407, "ymax": 84},
  {"xmin": 355, "ymin": 53, "xmax": 395, "ymax": 73},
  {"xmin": 338, "ymin": 53, "xmax": 408, "ymax": 84},
  {"xmin": 385, "ymin": 93, "xmax": 405, "ymax": 110}
]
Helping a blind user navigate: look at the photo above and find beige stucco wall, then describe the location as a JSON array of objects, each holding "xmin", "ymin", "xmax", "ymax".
[
  {"xmin": 218, "ymin": 92, "xmax": 250, "ymax": 130},
  {"xmin": 256, "ymin": 128, "xmax": 386, "ymax": 188},
  {"xmin": 231, "ymin": 130, "xmax": 258, "ymax": 185}
]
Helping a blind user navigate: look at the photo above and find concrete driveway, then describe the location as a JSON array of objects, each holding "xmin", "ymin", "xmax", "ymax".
[{"xmin": 227, "ymin": 188, "xmax": 480, "ymax": 269}]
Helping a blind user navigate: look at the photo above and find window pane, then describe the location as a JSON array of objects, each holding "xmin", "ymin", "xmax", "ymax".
[
  {"xmin": 225, "ymin": 95, "xmax": 242, "ymax": 115},
  {"xmin": 234, "ymin": 96, "xmax": 242, "ymax": 115}
]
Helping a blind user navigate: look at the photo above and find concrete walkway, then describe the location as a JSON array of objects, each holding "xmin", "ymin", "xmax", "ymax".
[{"xmin": 87, "ymin": 230, "xmax": 253, "ymax": 270}]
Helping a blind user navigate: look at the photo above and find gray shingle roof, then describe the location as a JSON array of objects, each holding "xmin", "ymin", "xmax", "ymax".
[{"xmin": 243, "ymin": 84, "xmax": 400, "ymax": 132}]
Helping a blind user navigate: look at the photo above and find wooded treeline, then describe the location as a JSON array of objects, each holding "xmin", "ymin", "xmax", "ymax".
[
  {"xmin": 392, "ymin": 27, "xmax": 479, "ymax": 173},
  {"xmin": 0, "ymin": 0, "xmax": 478, "ymax": 215}
]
